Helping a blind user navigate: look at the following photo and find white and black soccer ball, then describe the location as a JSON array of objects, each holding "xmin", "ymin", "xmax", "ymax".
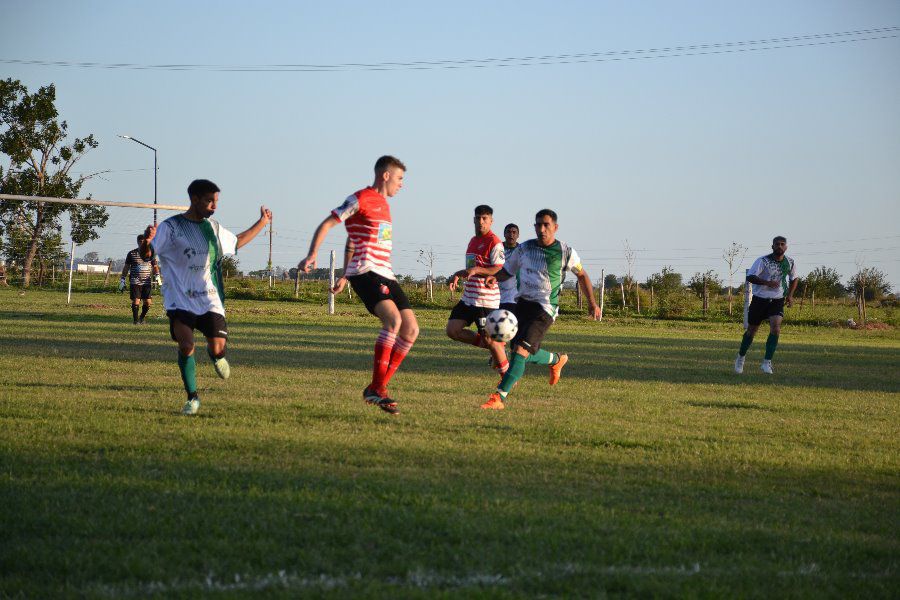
[{"xmin": 485, "ymin": 309, "xmax": 518, "ymax": 343}]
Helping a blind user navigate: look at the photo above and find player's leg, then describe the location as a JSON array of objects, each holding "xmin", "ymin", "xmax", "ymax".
[
  {"xmin": 129, "ymin": 285, "xmax": 141, "ymax": 324},
  {"xmin": 761, "ymin": 310, "xmax": 783, "ymax": 374},
  {"xmin": 169, "ymin": 311, "xmax": 200, "ymax": 414},
  {"xmin": 736, "ymin": 298, "xmax": 764, "ymax": 373},
  {"xmin": 381, "ymin": 306, "xmax": 419, "ymax": 388},
  {"xmin": 347, "ymin": 274, "xmax": 399, "ymax": 409},
  {"xmin": 197, "ymin": 312, "xmax": 230, "ymax": 380},
  {"xmin": 139, "ymin": 286, "xmax": 152, "ymax": 323}
]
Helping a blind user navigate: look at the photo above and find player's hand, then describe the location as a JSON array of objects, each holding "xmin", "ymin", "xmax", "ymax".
[
  {"xmin": 154, "ymin": 274, "xmax": 163, "ymax": 286},
  {"xmin": 484, "ymin": 275, "xmax": 498, "ymax": 288},
  {"xmin": 144, "ymin": 224, "xmax": 157, "ymax": 242},
  {"xmin": 765, "ymin": 279, "xmax": 780, "ymax": 289},
  {"xmin": 331, "ymin": 276, "xmax": 347, "ymax": 295},
  {"xmin": 785, "ymin": 296, "xmax": 793, "ymax": 308},
  {"xmin": 448, "ymin": 275, "xmax": 459, "ymax": 292},
  {"xmin": 118, "ymin": 277, "xmax": 126, "ymax": 292},
  {"xmin": 588, "ymin": 304, "xmax": 601, "ymax": 320},
  {"xmin": 259, "ymin": 206, "xmax": 272, "ymax": 225},
  {"xmin": 299, "ymin": 255, "xmax": 316, "ymax": 273}
]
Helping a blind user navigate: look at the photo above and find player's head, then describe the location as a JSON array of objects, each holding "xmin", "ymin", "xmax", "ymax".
[
  {"xmin": 136, "ymin": 234, "xmax": 144, "ymax": 244},
  {"xmin": 772, "ymin": 236, "xmax": 787, "ymax": 256},
  {"xmin": 187, "ymin": 179, "xmax": 221, "ymax": 218},
  {"xmin": 534, "ymin": 209, "xmax": 559, "ymax": 246},
  {"xmin": 374, "ymin": 155, "xmax": 406, "ymax": 198},
  {"xmin": 474, "ymin": 205, "xmax": 493, "ymax": 236},
  {"xmin": 503, "ymin": 223, "xmax": 519, "ymax": 245}
]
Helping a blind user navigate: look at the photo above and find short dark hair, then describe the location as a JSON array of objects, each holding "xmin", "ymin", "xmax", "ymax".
[
  {"xmin": 474, "ymin": 205, "xmax": 493, "ymax": 216},
  {"xmin": 137, "ymin": 234, "xmax": 145, "ymax": 243},
  {"xmin": 374, "ymin": 155, "xmax": 406, "ymax": 174},
  {"xmin": 187, "ymin": 179, "xmax": 220, "ymax": 199},
  {"xmin": 773, "ymin": 236, "xmax": 787, "ymax": 244},
  {"xmin": 504, "ymin": 223, "xmax": 519, "ymax": 233},
  {"xmin": 535, "ymin": 209, "xmax": 558, "ymax": 223}
]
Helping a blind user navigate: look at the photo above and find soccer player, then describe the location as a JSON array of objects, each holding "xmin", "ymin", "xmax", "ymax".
[
  {"xmin": 299, "ymin": 156, "xmax": 417, "ymax": 415},
  {"xmin": 446, "ymin": 205, "xmax": 508, "ymax": 376},
  {"xmin": 119, "ymin": 234, "xmax": 161, "ymax": 325},
  {"xmin": 469, "ymin": 209, "xmax": 601, "ymax": 410},
  {"xmin": 498, "ymin": 223, "xmax": 520, "ymax": 313},
  {"xmin": 735, "ymin": 236, "xmax": 798, "ymax": 375},
  {"xmin": 142, "ymin": 179, "xmax": 272, "ymax": 415}
]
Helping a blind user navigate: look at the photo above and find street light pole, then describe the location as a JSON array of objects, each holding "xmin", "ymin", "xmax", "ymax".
[{"xmin": 119, "ymin": 135, "xmax": 158, "ymax": 225}]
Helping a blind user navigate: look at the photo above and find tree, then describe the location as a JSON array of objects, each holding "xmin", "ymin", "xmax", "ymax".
[
  {"xmin": 83, "ymin": 251, "xmax": 100, "ymax": 263},
  {"xmin": 848, "ymin": 267, "xmax": 892, "ymax": 301},
  {"xmin": 603, "ymin": 273, "xmax": 619, "ymax": 290},
  {"xmin": 722, "ymin": 242, "xmax": 747, "ymax": 315},
  {"xmin": 804, "ymin": 266, "xmax": 844, "ymax": 299},
  {"xmin": 687, "ymin": 270, "xmax": 723, "ymax": 298},
  {"xmin": 0, "ymin": 78, "xmax": 107, "ymax": 287},
  {"xmin": 645, "ymin": 266, "xmax": 683, "ymax": 294},
  {"xmin": 221, "ymin": 255, "xmax": 240, "ymax": 279}
]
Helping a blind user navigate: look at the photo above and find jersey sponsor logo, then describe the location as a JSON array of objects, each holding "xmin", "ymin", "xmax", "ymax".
[
  {"xmin": 465, "ymin": 253, "xmax": 476, "ymax": 268},
  {"xmin": 377, "ymin": 222, "xmax": 392, "ymax": 242},
  {"xmin": 184, "ymin": 247, "xmax": 198, "ymax": 259}
]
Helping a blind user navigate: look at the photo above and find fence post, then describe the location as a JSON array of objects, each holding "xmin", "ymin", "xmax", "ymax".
[
  {"xmin": 635, "ymin": 284, "xmax": 640, "ymax": 314},
  {"xmin": 328, "ymin": 250, "xmax": 336, "ymax": 315},
  {"xmin": 103, "ymin": 260, "xmax": 113, "ymax": 287},
  {"xmin": 650, "ymin": 286, "xmax": 654, "ymax": 309},
  {"xmin": 294, "ymin": 262, "xmax": 301, "ymax": 298},
  {"xmin": 599, "ymin": 269, "xmax": 605, "ymax": 322},
  {"xmin": 620, "ymin": 282, "xmax": 626, "ymax": 311},
  {"xmin": 66, "ymin": 240, "xmax": 76, "ymax": 305}
]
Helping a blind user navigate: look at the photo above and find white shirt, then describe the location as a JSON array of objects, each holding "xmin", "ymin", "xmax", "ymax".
[
  {"xmin": 151, "ymin": 215, "xmax": 238, "ymax": 316},
  {"xmin": 748, "ymin": 254, "xmax": 797, "ymax": 299}
]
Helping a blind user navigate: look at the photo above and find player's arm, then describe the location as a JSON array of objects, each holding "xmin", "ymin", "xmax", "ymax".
[
  {"xmin": 575, "ymin": 268, "xmax": 601, "ymax": 320},
  {"xmin": 785, "ymin": 276, "xmax": 799, "ymax": 307},
  {"xmin": 299, "ymin": 214, "xmax": 340, "ymax": 273},
  {"xmin": 483, "ymin": 267, "xmax": 514, "ymax": 288},
  {"xmin": 332, "ymin": 236, "xmax": 353, "ymax": 294},
  {"xmin": 236, "ymin": 206, "xmax": 272, "ymax": 250},
  {"xmin": 746, "ymin": 274, "xmax": 779, "ymax": 289}
]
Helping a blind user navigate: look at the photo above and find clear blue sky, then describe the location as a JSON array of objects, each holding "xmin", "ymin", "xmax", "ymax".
[{"xmin": 3, "ymin": 1, "xmax": 898, "ymax": 288}]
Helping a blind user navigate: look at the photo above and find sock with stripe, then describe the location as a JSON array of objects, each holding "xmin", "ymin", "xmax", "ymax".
[
  {"xmin": 370, "ymin": 329, "xmax": 396, "ymax": 392},
  {"xmin": 498, "ymin": 352, "xmax": 527, "ymax": 396},
  {"xmin": 764, "ymin": 334, "xmax": 779, "ymax": 360},
  {"xmin": 382, "ymin": 336, "xmax": 414, "ymax": 390},
  {"xmin": 526, "ymin": 349, "xmax": 556, "ymax": 365},
  {"xmin": 739, "ymin": 332, "xmax": 754, "ymax": 357},
  {"xmin": 177, "ymin": 351, "xmax": 197, "ymax": 397}
]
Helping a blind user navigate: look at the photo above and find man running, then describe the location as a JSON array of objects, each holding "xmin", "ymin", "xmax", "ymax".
[
  {"xmin": 119, "ymin": 234, "xmax": 161, "ymax": 325},
  {"xmin": 143, "ymin": 179, "xmax": 272, "ymax": 415},
  {"xmin": 735, "ymin": 236, "xmax": 798, "ymax": 374},
  {"xmin": 299, "ymin": 156, "xmax": 417, "ymax": 415},
  {"xmin": 446, "ymin": 205, "xmax": 508, "ymax": 377},
  {"xmin": 468, "ymin": 209, "xmax": 601, "ymax": 409}
]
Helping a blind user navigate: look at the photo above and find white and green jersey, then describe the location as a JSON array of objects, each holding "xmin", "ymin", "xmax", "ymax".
[
  {"xmin": 502, "ymin": 239, "xmax": 584, "ymax": 319},
  {"xmin": 748, "ymin": 253, "xmax": 797, "ymax": 299},
  {"xmin": 150, "ymin": 214, "xmax": 238, "ymax": 316}
]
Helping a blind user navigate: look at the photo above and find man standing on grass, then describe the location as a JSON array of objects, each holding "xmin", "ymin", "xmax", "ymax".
[
  {"xmin": 735, "ymin": 236, "xmax": 798, "ymax": 375},
  {"xmin": 299, "ymin": 156, "xmax": 417, "ymax": 415},
  {"xmin": 468, "ymin": 209, "xmax": 601, "ymax": 410},
  {"xmin": 498, "ymin": 223, "xmax": 520, "ymax": 314},
  {"xmin": 119, "ymin": 234, "xmax": 161, "ymax": 325},
  {"xmin": 143, "ymin": 179, "xmax": 272, "ymax": 415},
  {"xmin": 446, "ymin": 205, "xmax": 509, "ymax": 377}
]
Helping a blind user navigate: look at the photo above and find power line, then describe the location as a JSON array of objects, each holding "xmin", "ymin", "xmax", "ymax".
[{"xmin": 2, "ymin": 27, "xmax": 897, "ymax": 73}]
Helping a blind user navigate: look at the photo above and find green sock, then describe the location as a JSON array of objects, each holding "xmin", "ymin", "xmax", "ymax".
[
  {"xmin": 177, "ymin": 351, "xmax": 197, "ymax": 396},
  {"xmin": 526, "ymin": 349, "xmax": 555, "ymax": 365},
  {"xmin": 739, "ymin": 332, "xmax": 754, "ymax": 356},
  {"xmin": 499, "ymin": 353, "xmax": 527, "ymax": 395},
  {"xmin": 764, "ymin": 334, "xmax": 779, "ymax": 360}
]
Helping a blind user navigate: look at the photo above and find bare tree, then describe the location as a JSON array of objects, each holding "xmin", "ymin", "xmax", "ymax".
[
  {"xmin": 623, "ymin": 239, "xmax": 636, "ymax": 310},
  {"xmin": 418, "ymin": 247, "xmax": 435, "ymax": 301},
  {"xmin": 723, "ymin": 242, "xmax": 747, "ymax": 316}
]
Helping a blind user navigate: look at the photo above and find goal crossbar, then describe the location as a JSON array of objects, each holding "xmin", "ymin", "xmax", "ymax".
[{"xmin": 0, "ymin": 193, "xmax": 188, "ymax": 211}]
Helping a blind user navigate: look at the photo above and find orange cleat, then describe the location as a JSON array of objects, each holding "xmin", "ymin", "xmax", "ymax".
[
  {"xmin": 549, "ymin": 353, "xmax": 569, "ymax": 386},
  {"xmin": 480, "ymin": 392, "xmax": 506, "ymax": 410}
]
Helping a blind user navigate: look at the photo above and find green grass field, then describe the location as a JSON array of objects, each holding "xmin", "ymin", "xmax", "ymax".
[{"xmin": 1, "ymin": 289, "xmax": 898, "ymax": 597}]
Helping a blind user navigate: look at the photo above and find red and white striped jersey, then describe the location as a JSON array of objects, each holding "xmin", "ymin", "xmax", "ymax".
[
  {"xmin": 332, "ymin": 188, "xmax": 394, "ymax": 280},
  {"xmin": 462, "ymin": 232, "xmax": 505, "ymax": 308}
]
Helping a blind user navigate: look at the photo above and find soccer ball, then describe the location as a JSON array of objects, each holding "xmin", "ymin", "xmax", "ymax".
[{"xmin": 485, "ymin": 309, "xmax": 518, "ymax": 342}]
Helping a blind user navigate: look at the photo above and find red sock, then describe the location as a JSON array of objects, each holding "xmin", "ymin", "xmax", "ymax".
[
  {"xmin": 371, "ymin": 329, "xmax": 396, "ymax": 392},
  {"xmin": 382, "ymin": 336, "xmax": 414, "ymax": 389},
  {"xmin": 495, "ymin": 359, "xmax": 509, "ymax": 374}
]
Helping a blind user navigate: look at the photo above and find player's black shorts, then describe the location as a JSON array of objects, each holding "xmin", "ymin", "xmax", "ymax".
[
  {"xmin": 747, "ymin": 297, "xmax": 785, "ymax": 326},
  {"xmin": 448, "ymin": 300, "xmax": 495, "ymax": 332},
  {"xmin": 499, "ymin": 302, "xmax": 518, "ymax": 314},
  {"xmin": 347, "ymin": 271, "xmax": 411, "ymax": 315},
  {"xmin": 167, "ymin": 309, "xmax": 229, "ymax": 341},
  {"xmin": 130, "ymin": 283, "xmax": 152, "ymax": 301},
  {"xmin": 510, "ymin": 299, "xmax": 554, "ymax": 354}
]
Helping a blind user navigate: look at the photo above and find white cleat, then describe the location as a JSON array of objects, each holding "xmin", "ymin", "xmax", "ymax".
[
  {"xmin": 734, "ymin": 355, "xmax": 745, "ymax": 374},
  {"xmin": 182, "ymin": 398, "xmax": 200, "ymax": 415},
  {"xmin": 760, "ymin": 360, "xmax": 774, "ymax": 374},
  {"xmin": 213, "ymin": 357, "xmax": 230, "ymax": 380}
]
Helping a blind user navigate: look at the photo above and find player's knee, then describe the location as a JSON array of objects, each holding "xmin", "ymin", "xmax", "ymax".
[
  {"xmin": 178, "ymin": 341, "xmax": 195, "ymax": 356},
  {"xmin": 445, "ymin": 321, "xmax": 461, "ymax": 339}
]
